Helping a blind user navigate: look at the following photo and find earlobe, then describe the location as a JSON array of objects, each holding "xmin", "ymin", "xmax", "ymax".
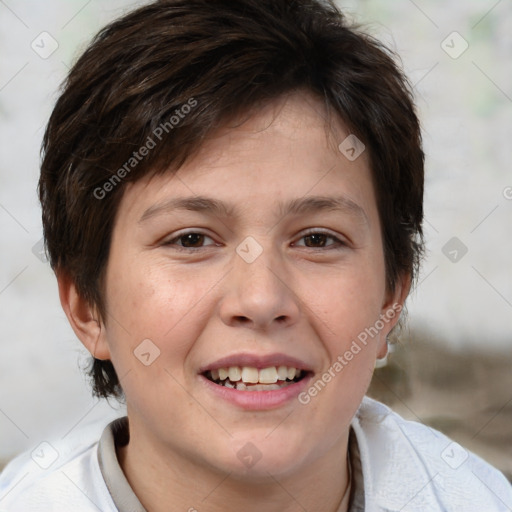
[
  {"xmin": 377, "ymin": 272, "xmax": 411, "ymax": 357},
  {"xmin": 375, "ymin": 337, "xmax": 389, "ymax": 366},
  {"xmin": 56, "ymin": 270, "xmax": 111, "ymax": 360}
]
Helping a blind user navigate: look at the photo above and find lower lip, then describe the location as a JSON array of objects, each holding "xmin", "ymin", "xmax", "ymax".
[{"xmin": 199, "ymin": 374, "xmax": 313, "ymax": 410}]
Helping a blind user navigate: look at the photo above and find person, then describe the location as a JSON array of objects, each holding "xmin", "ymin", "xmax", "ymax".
[{"xmin": 0, "ymin": 0, "xmax": 510, "ymax": 510}]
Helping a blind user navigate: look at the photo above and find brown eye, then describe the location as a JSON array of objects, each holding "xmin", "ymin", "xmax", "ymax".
[
  {"xmin": 163, "ymin": 231, "xmax": 216, "ymax": 250},
  {"xmin": 295, "ymin": 230, "xmax": 345, "ymax": 249},
  {"xmin": 178, "ymin": 233, "xmax": 206, "ymax": 248},
  {"xmin": 303, "ymin": 233, "xmax": 329, "ymax": 248}
]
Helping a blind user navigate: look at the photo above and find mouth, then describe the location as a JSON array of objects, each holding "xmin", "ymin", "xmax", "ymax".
[
  {"xmin": 203, "ymin": 365, "xmax": 308, "ymax": 391},
  {"xmin": 199, "ymin": 353, "xmax": 314, "ymax": 409}
]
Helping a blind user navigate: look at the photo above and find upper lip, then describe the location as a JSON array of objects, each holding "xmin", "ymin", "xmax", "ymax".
[{"xmin": 199, "ymin": 352, "xmax": 313, "ymax": 373}]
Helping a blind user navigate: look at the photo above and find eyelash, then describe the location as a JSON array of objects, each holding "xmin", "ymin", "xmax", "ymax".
[{"xmin": 162, "ymin": 229, "xmax": 346, "ymax": 252}]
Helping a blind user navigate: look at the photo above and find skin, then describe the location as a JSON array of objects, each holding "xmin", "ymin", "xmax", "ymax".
[{"xmin": 59, "ymin": 91, "xmax": 409, "ymax": 512}]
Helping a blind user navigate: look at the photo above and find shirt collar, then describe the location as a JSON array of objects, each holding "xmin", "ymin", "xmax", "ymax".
[
  {"xmin": 97, "ymin": 416, "xmax": 365, "ymax": 512},
  {"xmin": 97, "ymin": 417, "xmax": 146, "ymax": 512}
]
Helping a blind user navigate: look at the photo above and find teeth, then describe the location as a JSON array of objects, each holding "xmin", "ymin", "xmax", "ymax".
[
  {"xmin": 258, "ymin": 367, "xmax": 278, "ymax": 384},
  {"xmin": 246, "ymin": 384, "xmax": 282, "ymax": 391},
  {"xmin": 277, "ymin": 365, "xmax": 288, "ymax": 380},
  {"xmin": 228, "ymin": 367, "xmax": 241, "ymax": 382},
  {"xmin": 241, "ymin": 367, "xmax": 259, "ymax": 384},
  {"xmin": 209, "ymin": 365, "xmax": 303, "ymax": 386}
]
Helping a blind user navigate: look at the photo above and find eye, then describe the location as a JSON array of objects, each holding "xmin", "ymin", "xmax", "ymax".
[
  {"xmin": 294, "ymin": 229, "xmax": 346, "ymax": 249},
  {"xmin": 162, "ymin": 229, "xmax": 346, "ymax": 252},
  {"xmin": 163, "ymin": 231, "xmax": 217, "ymax": 250}
]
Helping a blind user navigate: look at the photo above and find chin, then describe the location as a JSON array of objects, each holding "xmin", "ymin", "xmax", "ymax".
[{"xmin": 218, "ymin": 431, "xmax": 314, "ymax": 481}]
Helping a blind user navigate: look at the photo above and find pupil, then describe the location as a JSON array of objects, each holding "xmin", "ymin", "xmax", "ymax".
[
  {"xmin": 182, "ymin": 233, "xmax": 203, "ymax": 247},
  {"xmin": 181, "ymin": 233, "xmax": 327, "ymax": 248},
  {"xmin": 305, "ymin": 234, "xmax": 326, "ymax": 247}
]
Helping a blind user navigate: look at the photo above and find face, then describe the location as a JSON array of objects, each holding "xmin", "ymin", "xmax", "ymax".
[{"xmin": 86, "ymin": 92, "xmax": 405, "ymax": 480}]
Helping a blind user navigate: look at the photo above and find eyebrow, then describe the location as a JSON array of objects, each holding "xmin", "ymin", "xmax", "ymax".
[{"xmin": 138, "ymin": 194, "xmax": 369, "ymax": 225}]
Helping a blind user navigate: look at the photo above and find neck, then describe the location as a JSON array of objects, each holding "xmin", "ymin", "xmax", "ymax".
[{"xmin": 117, "ymin": 421, "xmax": 351, "ymax": 512}]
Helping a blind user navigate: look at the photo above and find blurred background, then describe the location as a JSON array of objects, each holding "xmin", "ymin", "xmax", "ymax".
[{"xmin": 0, "ymin": 0, "xmax": 511, "ymax": 482}]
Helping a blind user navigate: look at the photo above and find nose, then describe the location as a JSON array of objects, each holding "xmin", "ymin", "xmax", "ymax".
[{"xmin": 218, "ymin": 237, "xmax": 301, "ymax": 331}]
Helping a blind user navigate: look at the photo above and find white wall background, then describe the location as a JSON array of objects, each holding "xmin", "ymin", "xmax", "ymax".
[{"xmin": 0, "ymin": 0, "xmax": 511, "ymax": 461}]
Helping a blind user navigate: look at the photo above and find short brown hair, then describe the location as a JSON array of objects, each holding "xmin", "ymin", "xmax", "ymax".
[{"xmin": 39, "ymin": 0, "xmax": 424, "ymax": 399}]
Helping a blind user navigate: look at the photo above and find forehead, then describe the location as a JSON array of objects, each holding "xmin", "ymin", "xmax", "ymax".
[
  {"xmin": 192, "ymin": 91, "xmax": 351, "ymax": 166},
  {"xmin": 118, "ymin": 91, "xmax": 377, "ymax": 228}
]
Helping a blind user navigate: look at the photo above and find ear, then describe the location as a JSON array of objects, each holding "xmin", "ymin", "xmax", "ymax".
[
  {"xmin": 56, "ymin": 270, "xmax": 111, "ymax": 360},
  {"xmin": 376, "ymin": 272, "xmax": 411, "ymax": 359}
]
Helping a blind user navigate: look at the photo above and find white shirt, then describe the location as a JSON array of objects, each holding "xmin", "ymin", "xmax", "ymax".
[{"xmin": 0, "ymin": 396, "xmax": 510, "ymax": 511}]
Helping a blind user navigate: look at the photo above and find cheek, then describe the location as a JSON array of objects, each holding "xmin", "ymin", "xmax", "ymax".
[
  {"xmin": 308, "ymin": 260, "xmax": 386, "ymax": 346},
  {"xmin": 106, "ymin": 257, "xmax": 190, "ymax": 332},
  {"xmin": 102, "ymin": 258, "xmax": 216, "ymax": 373},
  {"xmin": 299, "ymin": 269, "xmax": 382, "ymax": 427}
]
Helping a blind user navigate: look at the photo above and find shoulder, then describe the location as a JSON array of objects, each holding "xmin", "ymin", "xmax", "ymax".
[
  {"xmin": 0, "ymin": 420, "xmax": 117, "ymax": 512},
  {"xmin": 351, "ymin": 396, "xmax": 512, "ymax": 512}
]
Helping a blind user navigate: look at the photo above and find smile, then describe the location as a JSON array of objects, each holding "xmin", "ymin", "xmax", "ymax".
[{"xmin": 205, "ymin": 365, "xmax": 305, "ymax": 391}]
